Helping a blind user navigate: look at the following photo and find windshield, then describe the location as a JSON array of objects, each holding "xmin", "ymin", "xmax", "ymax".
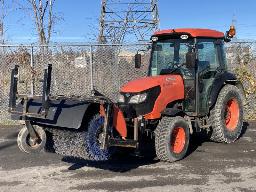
[{"xmin": 149, "ymin": 39, "xmax": 194, "ymax": 76}]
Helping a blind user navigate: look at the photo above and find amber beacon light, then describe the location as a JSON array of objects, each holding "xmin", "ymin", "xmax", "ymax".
[{"xmin": 228, "ymin": 25, "xmax": 236, "ymax": 38}]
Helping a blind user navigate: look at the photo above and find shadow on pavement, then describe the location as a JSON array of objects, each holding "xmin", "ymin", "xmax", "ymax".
[
  {"xmin": 5, "ymin": 132, "xmax": 19, "ymax": 140},
  {"xmin": 240, "ymin": 121, "xmax": 249, "ymax": 138},
  {"xmin": 62, "ymin": 153, "xmax": 159, "ymax": 173},
  {"xmin": 61, "ymin": 121, "xmax": 250, "ymax": 172},
  {"xmin": 185, "ymin": 129, "xmax": 209, "ymax": 157},
  {"xmin": 0, "ymin": 141, "xmax": 16, "ymax": 151},
  {"xmin": 186, "ymin": 121, "xmax": 249, "ymax": 156}
]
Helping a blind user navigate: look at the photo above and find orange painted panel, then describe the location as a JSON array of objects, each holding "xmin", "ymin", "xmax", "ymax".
[
  {"xmin": 100, "ymin": 104, "xmax": 127, "ymax": 138},
  {"xmin": 154, "ymin": 28, "xmax": 224, "ymax": 38},
  {"xmin": 144, "ymin": 75, "xmax": 184, "ymax": 119},
  {"xmin": 113, "ymin": 105, "xmax": 127, "ymax": 138},
  {"xmin": 121, "ymin": 75, "xmax": 184, "ymax": 120}
]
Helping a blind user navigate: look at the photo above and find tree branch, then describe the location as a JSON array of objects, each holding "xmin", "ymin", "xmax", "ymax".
[
  {"xmin": 42, "ymin": 0, "xmax": 49, "ymax": 20},
  {"xmin": 23, "ymin": 0, "xmax": 56, "ymax": 44},
  {"xmin": 46, "ymin": 0, "xmax": 53, "ymax": 44}
]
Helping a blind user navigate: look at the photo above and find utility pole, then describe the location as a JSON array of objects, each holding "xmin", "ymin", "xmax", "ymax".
[
  {"xmin": 232, "ymin": 14, "xmax": 237, "ymax": 40},
  {"xmin": 0, "ymin": 0, "xmax": 4, "ymax": 44},
  {"xmin": 98, "ymin": 0, "xmax": 159, "ymax": 44}
]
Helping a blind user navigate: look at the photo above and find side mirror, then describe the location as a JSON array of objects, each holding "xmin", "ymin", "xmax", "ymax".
[
  {"xmin": 186, "ymin": 52, "xmax": 196, "ymax": 68},
  {"xmin": 135, "ymin": 53, "xmax": 142, "ymax": 69}
]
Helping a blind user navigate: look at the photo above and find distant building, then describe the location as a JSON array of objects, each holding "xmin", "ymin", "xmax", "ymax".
[{"xmin": 73, "ymin": 56, "xmax": 88, "ymax": 68}]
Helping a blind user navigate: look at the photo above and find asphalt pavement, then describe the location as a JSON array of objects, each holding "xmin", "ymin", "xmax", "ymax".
[{"xmin": 0, "ymin": 123, "xmax": 256, "ymax": 192}]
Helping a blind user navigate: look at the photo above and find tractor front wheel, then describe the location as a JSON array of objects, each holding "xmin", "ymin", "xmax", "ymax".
[
  {"xmin": 17, "ymin": 125, "xmax": 46, "ymax": 153},
  {"xmin": 84, "ymin": 114, "xmax": 112, "ymax": 161},
  {"xmin": 209, "ymin": 84, "xmax": 243, "ymax": 143},
  {"xmin": 155, "ymin": 116, "xmax": 190, "ymax": 162}
]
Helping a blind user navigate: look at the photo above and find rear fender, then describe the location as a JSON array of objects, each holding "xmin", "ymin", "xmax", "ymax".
[
  {"xmin": 209, "ymin": 72, "xmax": 245, "ymax": 109},
  {"xmin": 234, "ymin": 81, "xmax": 246, "ymax": 104}
]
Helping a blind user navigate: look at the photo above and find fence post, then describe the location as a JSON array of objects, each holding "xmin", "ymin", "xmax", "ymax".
[
  {"xmin": 116, "ymin": 46, "xmax": 120, "ymax": 90},
  {"xmin": 30, "ymin": 46, "xmax": 34, "ymax": 96},
  {"xmin": 89, "ymin": 45, "xmax": 94, "ymax": 96}
]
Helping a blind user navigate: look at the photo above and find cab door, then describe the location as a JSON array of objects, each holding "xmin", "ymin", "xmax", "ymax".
[{"xmin": 196, "ymin": 39, "xmax": 223, "ymax": 116}]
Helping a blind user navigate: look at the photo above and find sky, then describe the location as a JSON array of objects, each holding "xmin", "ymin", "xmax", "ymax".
[{"xmin": 2, "ymin": 0, "xmax": 256, "ymax": 43}]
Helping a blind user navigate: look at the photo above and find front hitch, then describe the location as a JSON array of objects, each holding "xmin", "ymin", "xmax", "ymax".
[{"xmin": 100, "ymin": 103, "xmax": 112, "ymax": 150}]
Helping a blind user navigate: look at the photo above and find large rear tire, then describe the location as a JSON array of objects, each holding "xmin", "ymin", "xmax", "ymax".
[
  {"xmin": 17, "ymin": 125, "xmax": 46, "ymax": 153},
  {"xmin": 155, "ymin": 116, "xmax": 190, "ymax": 162},
  {"xmin": 85, "ymin": 114, "xmax": 112, "ymax": 161},
  {"xmin": 209, "ymin": 84, "xmax": 243, "ymax": 143}
]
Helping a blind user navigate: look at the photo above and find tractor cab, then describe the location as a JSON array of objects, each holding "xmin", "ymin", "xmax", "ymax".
[{"xmin": 131, "ymin": 28, "xmax": 234, "ymax": 117}]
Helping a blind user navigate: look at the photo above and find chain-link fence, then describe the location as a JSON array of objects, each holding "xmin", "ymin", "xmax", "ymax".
[
  {"xmin": 0, "ymin": 41, "xmax": 256, "ymax": 123},
  {"xmin": 226, "ymin": 41, "xmax": 256, "ymax": 119},
  {"xmin": 0, "ymin": 43, "xmax": 150, "ymax": 122}
]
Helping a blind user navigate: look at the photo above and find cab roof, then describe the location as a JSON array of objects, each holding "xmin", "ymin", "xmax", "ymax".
[{"xmin": 154, "ymin": 28, "xmax": 224, "ymax": 38}]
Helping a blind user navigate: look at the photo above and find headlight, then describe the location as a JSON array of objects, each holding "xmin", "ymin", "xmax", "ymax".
[
  {"xmin": 118, "ymin": 94, "xmax": 125, "ymax": 103},
  {"xmin": 129, "ymin": 93, "xmax": 147, "ymax": 104}
]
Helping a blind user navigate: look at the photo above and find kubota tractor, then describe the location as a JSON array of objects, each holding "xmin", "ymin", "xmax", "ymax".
[{"xmin": 9, "ymin": 26, "xmax": 244, "ymax": 162}]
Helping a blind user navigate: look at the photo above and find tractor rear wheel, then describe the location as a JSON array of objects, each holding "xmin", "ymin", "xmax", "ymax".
[
  {"xmin": 155, "ymin": 116, "xmax": 190, "ymax": 162},
  {"xmin": 209, "ymin": 84, "xmax": 243, "ymax": 143},
  {"xmin": 84, "ymin": 114, "xmax": 112, "ymax": 161},
  {"xmin": 17, "ymin": 125, "xmax": 46, "ymax": 153}
]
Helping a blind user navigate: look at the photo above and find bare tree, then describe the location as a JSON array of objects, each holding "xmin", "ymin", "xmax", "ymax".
[
  {"xmin": 0, "ymin": 0, "xmax": 5, "ymax": 44},
  {"xmin": 27, "ymin": 0, "xmax": 55, "ymax": 45}
]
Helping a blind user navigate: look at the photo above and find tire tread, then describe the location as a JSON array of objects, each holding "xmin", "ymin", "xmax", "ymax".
[
  {"xmin": 210, "ymin": 84, "xmax": 243, "ymax": 143},
  {"xmin": 155, "ymin": 116, "xmax": 189, "ymax": 162}
]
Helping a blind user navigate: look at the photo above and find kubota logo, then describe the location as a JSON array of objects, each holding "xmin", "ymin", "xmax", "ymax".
[{"xmin": 166, "ymin": 77, "xmax": 176, "ymax": 82}]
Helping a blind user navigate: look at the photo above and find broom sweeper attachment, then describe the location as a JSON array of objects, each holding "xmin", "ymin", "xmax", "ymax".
[{"xmin": 8, "ymin": 64, "xmax": 137, "ymax": 160}]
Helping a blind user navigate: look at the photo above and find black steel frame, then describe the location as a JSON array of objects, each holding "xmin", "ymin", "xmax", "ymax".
[{"xmin": 9, "ymin": 64, "xmax": 52, "ymax": 118}]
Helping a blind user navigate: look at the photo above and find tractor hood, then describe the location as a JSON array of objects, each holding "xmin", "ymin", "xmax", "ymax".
[
  {"xmin": 119, "ymin": 74, "xmax": 185, "ymax": 120},
  {"xmin": 121, "ymin": 75, "xmax": 182, "ymax": 93}
]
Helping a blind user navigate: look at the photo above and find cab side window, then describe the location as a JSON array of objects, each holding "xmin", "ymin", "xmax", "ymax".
[
  {"xmin": 219, "ymin": 43, "xmax": 227, "ymax": 69},
  {"xmin": 197, "ymin": 41, "xmax": 219, "ymax": 71}
]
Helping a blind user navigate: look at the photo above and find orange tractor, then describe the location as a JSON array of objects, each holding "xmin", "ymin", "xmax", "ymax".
[{"xmin": 9, "ymin": 26, "xmax": 244, "ymax": 162}]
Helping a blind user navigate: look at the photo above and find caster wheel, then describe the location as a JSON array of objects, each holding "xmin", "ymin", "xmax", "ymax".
[{"xmin": 17, "ymin": 125, "xmax": 46, "ymax": 153}]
